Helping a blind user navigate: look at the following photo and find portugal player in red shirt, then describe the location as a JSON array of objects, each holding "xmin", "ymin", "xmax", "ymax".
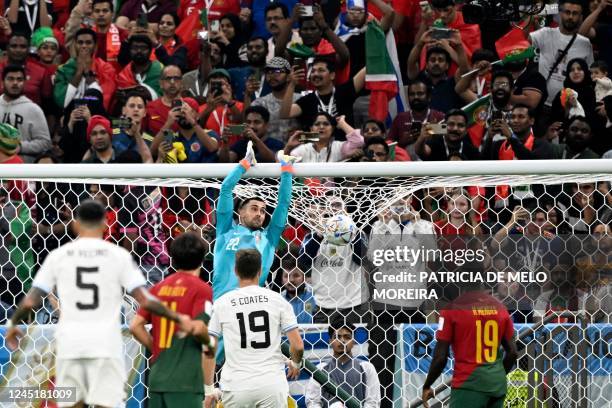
[{"xmin": 422, "ymin": 285, "xmax": 518, "ymax": 408}]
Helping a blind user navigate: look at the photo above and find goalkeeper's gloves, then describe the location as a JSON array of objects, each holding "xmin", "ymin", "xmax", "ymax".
[
  {"xmin": 277, "ymin": 151, "xmax": 301, "ymax": 167},
  {"xmin": 243, "ymin": 140, "xmax": 257, "ymax": 167}
]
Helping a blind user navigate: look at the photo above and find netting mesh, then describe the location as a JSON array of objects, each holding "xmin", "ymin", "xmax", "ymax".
[{"xmin": 0, "ymin": 172, "xmax": 610, "ymax": 408}]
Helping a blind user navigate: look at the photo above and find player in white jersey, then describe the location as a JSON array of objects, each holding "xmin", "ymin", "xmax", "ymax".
[
  {"xmin": 205, "ymin": 248, "xmax": 305, "ymax": 408},
  {"xmin": 5, "ymin": 200, "xmax": 210, "ymax": 408}
]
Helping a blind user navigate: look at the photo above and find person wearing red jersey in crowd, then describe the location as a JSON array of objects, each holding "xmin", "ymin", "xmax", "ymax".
[
  {"xmin": 65, "ymin": 0, "xmax": 129, "ymax": 72},
  {"xmin": 115, "ymin": 0, "xmax": 177, "ymax": 30},
  {"xmin": 54, "ymin": 28, "xmax": 117, "ymax": 112},
  {"xmin": 421, "ymin": 282, "xmax": 518, "ymax": 408},
  {"xmin": 434, "ymin": 191, "xmax": 482, "ymax": 236},
  {"xmin": 0, "ymin": 32, "xmax": 52, "ymax": 107},
  {"xmin": 178, "ymin": 0, "xmax": 240, "ymax": 22},
  {"xmin": 198, "ymin": 68, "xmax": 244, "ymax": 143},
  {"xmin": 153, "ymin": 13, "xmax": 188, "ymax": 72},
  {"xmin": 146, "ymin": 65, "xmax": 184, "ymax": 136},
  {"xmin": 416, "ymin": 0, "xmax": 482, "ymax": 73},
  {"xmin": 130, "ymin": 232, "xmax": 214, "ymax": 408}
]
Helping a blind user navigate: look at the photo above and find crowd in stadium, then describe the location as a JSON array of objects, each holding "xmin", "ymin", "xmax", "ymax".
[{"xmin": 0, "ymin": 0, "xmax": 611, "ymax": 406}]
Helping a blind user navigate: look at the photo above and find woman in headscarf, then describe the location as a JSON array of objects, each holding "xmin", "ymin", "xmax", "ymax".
[{"xmin": 550, "ymin": 58, "xmax": 597, "ymax": 126}]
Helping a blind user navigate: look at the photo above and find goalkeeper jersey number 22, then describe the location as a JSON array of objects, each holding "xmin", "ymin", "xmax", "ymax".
[
  {"xmin": 213, "ymin": 162, "xmax": 293, "ymax": 300},
  {"xmin": 436, "ymin": 291, "xmax": 515, "ymax": 397}
]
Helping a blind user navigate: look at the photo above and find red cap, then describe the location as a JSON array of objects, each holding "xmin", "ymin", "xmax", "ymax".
[
  {"xmin": 182, "ymin": 97, "xmax": 200, "ymax": 112},
  {"xmin": 87, "ymin": 115, "xmax": 112, "ymax": 142}
]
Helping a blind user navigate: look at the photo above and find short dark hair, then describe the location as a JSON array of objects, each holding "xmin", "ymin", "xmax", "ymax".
[
  {"xmin": 92, "ymin": 0, "xmax": 113, "ymax": 11},
  {"xmin": 365, "ymin": 137, "xmax": 389, "ymax": 154},
  {"xmin": 239, "ymin": 196, "xmax": 266, "ymax": 209},
  {"xmin": 312, "ymin": 111, "xmax": 337, "ymax": 128},
  {"xmin": 170, "ymin": 232, "xmax": 206, "ymax": 270},
  {"xmin": 432, "ymin": 0, "xmax": 456, "ymax": 8},
  {"xmin": 310, "ymin": 56, "xmax": 336, "ymax": 73},
  {"xmin": 559, "ymin": 0, "xmax": 583, "ymax": 11},
  {"xmin": 75, "ymin": 27, "xmax": 98, "ymax": 44},
  {"xmin": 2, "ymin": 64, "xmax": 25, "ymax": 80},
  {"xmin": 491, "ymin": 70, "xmax": 514, "ymax": 88},
  {"xmin": 128, "ymin": 34, "xmax": 153, "ymax": 50},
  {"xmin": 75, "ymin": 199, "xmax": 106, "ymax": 224},
  {"xmin": 445, "ymin": 108, "xmax": 468, "ymax": 123},
  {"xmin": 328, "ymin": 319, "xmax": 355, "ymax": 339},
  {"xmin": 591, "ymin": 60, "xmax": 609, "ymax": 73},
  {"xmin": 567, "ymin": 115, "xmax": 591, "ymax": 130},
  {"xmin": 426, "ymin": 46, "xmax": 451, "ymax": 65},
  {"xmin": 512, "ymin": 103, "xmax": 535, "ymax": 119},
  {"xmin": 407, "ymin": 79, "xmax": 432, "ymax": 96},
  {"xmin": 235, "ymin": 248, "xmax": 262, "ymax": 280},
  {"xmin": 472, "ymin": 48, "xmax": 497, "ymax": 64},
  {"xmin": 244, "ymin": 105, "xmax": 270, "ymax": 123},
  {"xmin": 162, "ymin": 64, "xmax": 183, "ymax": 76},
  {"xmin": 9, "ymin": 31, "xmax": 28, "ymax": 42},
  {"xmin": 265, "ymin": 2, "xmax": 290, "ymax": 18},
  {"xmin": 123, "ymin": 92, "xmax": 146, "ymax": 107},
  {"xmin": 248, "ymin": 36, "xmax": 269, "ymax": 50}
]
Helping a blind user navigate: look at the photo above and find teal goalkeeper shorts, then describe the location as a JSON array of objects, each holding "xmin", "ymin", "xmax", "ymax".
[{"xmin": 450, "ymin": 388, "xmax": 505, "ymax": 408}]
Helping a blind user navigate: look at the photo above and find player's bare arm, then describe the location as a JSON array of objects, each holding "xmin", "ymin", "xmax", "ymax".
[
  {"xmin": 421, "ymin": 340, "xmax": 450, "ymax": 408},
  {"xmin": 5, "ymin": 287, "xmax": 48, "ymax": 349},
  {"xmin": 129, "ymin": 314, "xmax": 153, "ymax": 351},
  {"xmin": 131, "ymin": 286, "xmax": 190, "ymax": 327},
  {"xmin": 286, "ymin": 327, "xmax": 305, "ymax": 380},
  {"xmin": 501, "ymin": 336, "xmax": 518, "ymax": 374}
]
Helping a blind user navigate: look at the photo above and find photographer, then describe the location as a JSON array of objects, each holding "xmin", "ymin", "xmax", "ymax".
[
  {"xmin": 153, "ymin": 97, "xmax": 219, "ymax": 164},
  {"xmin": 218, "ymin": 106, "xmax": 283, "ymax": 163}
]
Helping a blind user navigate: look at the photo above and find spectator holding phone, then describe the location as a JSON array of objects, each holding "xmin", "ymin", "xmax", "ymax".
[
  {"xmin": 146, "ymin": 65, "xmax": 184, "ymax": 136},
  {"xmin": 218, "ymin": 105, "xmax": 283, "ymax": 163},
  {"xmin": 388, "ymin": 80, "xmax": 444, "ymax": 159},
  {"xmin": 198, "ymin": 68, "xmax": 244, "ymax": 141},
  {"xmin": 228, "ymin": 37, "xmax": 271, "ymax": 102},
  {"xmin": 154, "ymin": 97, "xmax": 219, "ymax": 164},
  {"xmin": 415, "ymin": 109, "xmax": 479, "ymax": 161},
  {"xmin": 110, "ymin": 93, "xmax": 154, "ymax": 163}
]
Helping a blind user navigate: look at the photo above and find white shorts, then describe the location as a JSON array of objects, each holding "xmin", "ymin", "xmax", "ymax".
[
  {"xmin": 55, "ymin": 357, "xmax": 126, "ymax": 407},
  {"xmin": 223, "ymin": 385, "xmax": 288, "ymax": 408}
]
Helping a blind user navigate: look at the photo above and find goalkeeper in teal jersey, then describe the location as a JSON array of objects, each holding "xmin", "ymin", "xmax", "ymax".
[{"xmin": 213, "ymin": 142, "xmax": 297, "ymax": 301}]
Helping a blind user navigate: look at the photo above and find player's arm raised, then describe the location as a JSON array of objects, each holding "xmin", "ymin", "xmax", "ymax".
[
  {"xmin": 5, "ymin": 287, "xmax": 48, "ymax": 350},
  {"xmin": 217, "ymin": 143, "xmax": 257, "ymax": 235},
  {"xmin": 266, "ymin": 152, "xmax": 298, "ymax": 247},
  {"xmin": 421, "ymin": 340, "xmax": 451, "ymax": 408}
]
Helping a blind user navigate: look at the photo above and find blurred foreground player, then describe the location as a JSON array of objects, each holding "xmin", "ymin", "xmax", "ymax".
[
  {"xmin": 130, "ymin": 232, "xmax": 215, "ymax": 408},
  {"xmin": 205, "ymin": 248, "xmax": 304, "ymax": 408},
  {"xmin": 421, "ymin": 285, "xmax": 518, "ymax": 408},
  {"xmin": 5, "ymin": 200, "xmax": 196, "ymax": 408}
]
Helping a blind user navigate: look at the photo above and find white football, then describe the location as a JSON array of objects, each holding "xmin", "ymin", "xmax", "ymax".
[{"xmin": 324, "ymin": 214, "xmax": 356, "ymax": 246}]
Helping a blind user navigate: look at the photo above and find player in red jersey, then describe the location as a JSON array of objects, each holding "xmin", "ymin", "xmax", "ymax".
[
  {"xmin": 130, "ymin": 231, "xmax": 214, "ymax": 408},
  {"xmin": 422, "ymin": 286, "xmax": 518, "ymax": 408}
]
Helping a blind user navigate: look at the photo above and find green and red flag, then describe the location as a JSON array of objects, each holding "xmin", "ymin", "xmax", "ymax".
[{"xmin": 365, "ymin": 21, "xmax": 399, "ymax": 122}]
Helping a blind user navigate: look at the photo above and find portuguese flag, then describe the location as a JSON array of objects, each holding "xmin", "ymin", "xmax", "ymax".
[
  {"xmin": 463, "ymin": 94, "xmax": 490, "ymax": 148},
  {"xmin": 365, "ymin": 21, "xmax": 399, "ymax": 122},
  {"xmin": 176, "ymin": 7, "xmax": 209, "ymax": 43}
]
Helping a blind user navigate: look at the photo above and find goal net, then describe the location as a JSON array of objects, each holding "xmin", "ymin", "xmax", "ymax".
[{"xmin": 0, "ymin": 161, "xmax": 610, "ymax": 408}]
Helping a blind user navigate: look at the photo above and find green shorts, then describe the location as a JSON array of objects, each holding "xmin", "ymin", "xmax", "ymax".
[
  {"xmin": 450, "ymin": 388, "xmax": 505, "ymax": 408},
  {"xmin": 149, "ymin": 391, "xmax": 203, "ymax": 408}
]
